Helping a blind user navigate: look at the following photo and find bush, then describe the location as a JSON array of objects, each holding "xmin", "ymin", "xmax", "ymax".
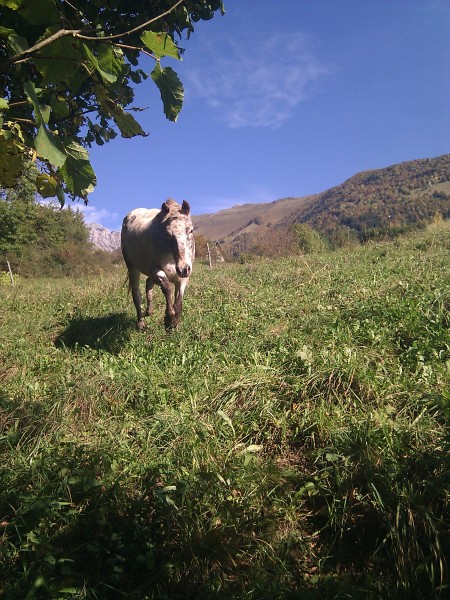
[{"xmin": 292, "ymin": 223, "xmax": 329, "ymax": 253}]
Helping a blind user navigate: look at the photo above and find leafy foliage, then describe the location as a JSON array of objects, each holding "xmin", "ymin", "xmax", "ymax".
[{"xmin": 0, "ymin": 0, "xmax": 225, "ymax": 203}]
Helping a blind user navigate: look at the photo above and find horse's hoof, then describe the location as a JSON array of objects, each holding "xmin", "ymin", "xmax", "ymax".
[{"xmin": 137, "ymin": 320, "xmax": 146, "ymax": 331}]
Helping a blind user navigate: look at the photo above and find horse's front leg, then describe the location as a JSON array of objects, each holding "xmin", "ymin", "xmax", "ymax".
[
  {"xmin": 154, "ymin": 270, "xmax": 176, "ymax": 330},
  {"xmin": 174, "ymin": 277, "xmax": 189, "ymax": 325}
]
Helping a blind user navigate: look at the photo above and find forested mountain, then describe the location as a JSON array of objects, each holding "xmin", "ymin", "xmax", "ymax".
[
  {"xmin": 193, "ymin": 155, "xmax": 450, "ymax": 251},
  {"xmin": 287, "ymin": 154, "xmax": 450, "ymax": 238}
]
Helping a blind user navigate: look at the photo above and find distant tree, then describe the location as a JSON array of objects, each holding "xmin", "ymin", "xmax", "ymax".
[
  {"xmin": 0, "ymin": 0, "xmax": 225, "ymax": 204},
  {"xmin": 0, "ymin": 163, "xmax": 37, "ymax": 258},
  {"xmin": 243, "ymin": 227, "xmax": 299, "ymax": 258},
  {"xmin": 292, "ymin": 224, "xmax": 328, "ymax": 254},
  {"xmin": 328, "ymin": 225, "xmax": 359, "ymax": 249},
  {"xmin": 432, "ymin": 190, "xmax": 449, "ymax": 201},
  {"xmin": 193, "ymin": 233, "xmax": 210, "ymax": 261},
  {"xmin": 0, "ymin": 164, "xmax": 89, "ymax": 273}
]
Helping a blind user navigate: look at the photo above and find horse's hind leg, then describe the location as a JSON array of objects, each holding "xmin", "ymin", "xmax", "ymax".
[{"xmin": 145, "ymin": 277, "xmax": 154, "ymax": 316}]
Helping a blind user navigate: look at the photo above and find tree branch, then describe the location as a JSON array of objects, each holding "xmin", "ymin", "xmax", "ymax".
[
  {"xmin": 74, "ymin": 0, "xmax": 186, "ymax": 42},
  {"xmin": 114, "ymin": 43, "xmax": 157, "ymax": 62},
  {"xmin": 4, "ymin": 0, "xmax": 186, "ymax": 66}
]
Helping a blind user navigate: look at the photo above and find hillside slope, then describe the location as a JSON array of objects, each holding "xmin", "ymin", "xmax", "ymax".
[
  {"xmin": 2, "ymin": 222, "xmax": 449, "ymax": 598},
  {"xmin": 193, "ymin": 154, "xmax": 450, "ymax": 245},
  {"xmin": 192, "ymin": 195, "xmax": 316, "ymax": 243},
  {"xmin": 289, "ymin": 154, "xmax": 450, "ymax": 235}
]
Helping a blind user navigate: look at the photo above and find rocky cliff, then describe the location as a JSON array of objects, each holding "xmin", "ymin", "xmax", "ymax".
[{"xmin": 87, "ymin": 223, "xmax": 121, "ymax": 252}]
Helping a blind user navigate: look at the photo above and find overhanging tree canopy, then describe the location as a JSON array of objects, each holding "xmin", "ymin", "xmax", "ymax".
[{"xmin": 0, "ymin": 0, "xmax": 224, "ymax": 204}]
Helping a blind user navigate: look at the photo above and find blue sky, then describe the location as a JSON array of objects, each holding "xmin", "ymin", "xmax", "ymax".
[{"xmin": 79, "ymin": 0, "xmax": 450, "ymax": 230}]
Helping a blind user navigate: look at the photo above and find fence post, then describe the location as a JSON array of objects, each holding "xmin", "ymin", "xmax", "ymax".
[
  {"xmin": 207, "ymin": 243, "xmax": 212, "ymax": 269},
  {"xmin": 6, "ymin": 260, "xmax": 14, "ymax": 286}
]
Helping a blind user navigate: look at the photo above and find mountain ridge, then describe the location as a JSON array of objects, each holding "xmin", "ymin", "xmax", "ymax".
[{"xmin": 193, "ymin": 154, "xmax": 450, "ymax": 246}]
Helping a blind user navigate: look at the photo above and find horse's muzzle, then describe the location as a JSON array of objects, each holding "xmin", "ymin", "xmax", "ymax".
[{"xmin": 176, "ymin": 265, "xmax": 191, "ymax": 278}]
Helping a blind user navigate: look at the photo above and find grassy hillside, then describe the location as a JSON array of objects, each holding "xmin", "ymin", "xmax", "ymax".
[{"xmin": 1, "ymin": 222, "xmax": 449, "ymax": 599}]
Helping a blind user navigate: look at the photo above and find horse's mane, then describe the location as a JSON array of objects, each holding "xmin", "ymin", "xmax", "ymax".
[{"xmin": 161, "ymin": 198, "xmax": 185, "ymax": 223}]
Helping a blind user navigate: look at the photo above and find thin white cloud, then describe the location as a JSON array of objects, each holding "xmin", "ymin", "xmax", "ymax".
[
  {"xmin": 74, "ymin": 204, "xmax": 119, "ymax": 229},
  {"xmin": 37, "ymin": 198, "xmax": 118, "ymax": 228},
  {"xmin": 185, "ymin": 32, "xmax": 328, "ymax": 129}
]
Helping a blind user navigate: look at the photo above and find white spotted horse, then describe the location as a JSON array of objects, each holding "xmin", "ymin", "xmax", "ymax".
[{"xmin": 121, "ymin": 199, "xmax": 195, "ymax": 330}]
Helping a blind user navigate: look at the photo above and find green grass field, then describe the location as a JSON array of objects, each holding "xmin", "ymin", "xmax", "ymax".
[{"xmin": 1, "ymin": 223, "xmax": 449, "ymax": 599}]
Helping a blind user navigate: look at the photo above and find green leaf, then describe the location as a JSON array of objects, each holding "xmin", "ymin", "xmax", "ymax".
[
  {"xmin": 59, "ymin": 140, "xmax": 96, "ymax": 198},
  {"xmin": 83, "ymin": 44, "xmax": 117, "ymax": 84},
  {"xmin": 0, "ymin": 98, "xmax": 9, "ymax": 110},
  {"xmin": 294, "ymin": 482, "xmax": 318, "ymax": 499},
  {"xmin": 52, "ymin": 98, "xmax": 70, "ymax": 120},
  {"xmin": 112, "ymin": 110, "xmax": 147, "ymax": 138},
  {"xmin": 0, "ymin": 133, "xmax": 25, "ymax": 187},
  {"xmin": 2, "ymin": 120, "xmax": 24, "ymax": 142},
  {"xmin": 36, "ymin": 32, "xmax": 84, "ymax": 85},
  {"xmin": 217, "ymin": 410, "xmax": 235, "ymax": 435},
  {"xmin": 97, "ymin": 44, "xmax": 124, "ymax": 84},
  {"xmin": 0, "ymin": 26, "xmax": 15, "ymax": 37},
  {"xmin": 40, "ymin": 104, "xmax": 51, "ymax": 125},
  {"xmin": 35, "ymin": 124, "xmax": 66, "ymax": 168},
  {"xmin": 24, "ymin": 81, "xmax": 66, "ymax": 167},
  {"xmin": 19, "ymin": 0, "xmax": 58, "ymax": 25},
  {"xmin": 8, "ymin": 31, "xmax": 28, "ymax": 54},
  {"xmin": 56, "ymin": 183, "xmax": 65, "ymax": 207},
  {"xmin": 151, "ymin": 64, "xmax": 183, "ymax": 122},
  {"xmin": 95, "ymin": 85, "xmax": 147, "ymax": 138},
  {"xmin": 141, "ymin": 31, "xmax": 180, "ymax": 60},
  {"xmin": 0, "ymin": 0, "xmax": 22, "ymax": 9},
  {"xmin": 36, "ymin": 173, "xmax": 58, "ymax": 198},
  {"xmin": 325, "ymin": 452, "xmax": 340, "ymax": 463},
  {"xmin": 23, "ymin": 81, "xmax": 45, "ymax": 126}
]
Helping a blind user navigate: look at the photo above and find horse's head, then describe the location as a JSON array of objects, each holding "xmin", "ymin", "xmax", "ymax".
[{"xmin": 161, "ymin": 199, "xmax": 195, "ymax": 278}]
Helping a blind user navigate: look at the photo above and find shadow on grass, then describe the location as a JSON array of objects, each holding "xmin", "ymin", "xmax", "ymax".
[
  {"xmin": 3, "ymin": 417, "xmax": 441, "ymax": 599},
  {"xmin": 0, "ymin": 436, "xmax": 373, "ymax": 600},
  {"xmin": 54, "ymin": 312, "xmax": 134, "ymax": 353}
]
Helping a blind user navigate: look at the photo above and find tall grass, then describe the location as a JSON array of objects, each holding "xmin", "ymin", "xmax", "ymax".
[{"xmin": 1, "ymin": 223, "xmax": 449, "ymax": 599}]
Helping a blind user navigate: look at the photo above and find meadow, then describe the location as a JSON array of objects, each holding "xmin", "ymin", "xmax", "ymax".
[{"xmin": 0, "ymin": 222, "xmax": 449, "ymax": 599}]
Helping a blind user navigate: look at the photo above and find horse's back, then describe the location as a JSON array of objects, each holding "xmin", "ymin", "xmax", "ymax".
[
  {"xmin": 122, "ymin": 208, "xmax": 159, "ymax": 235},
  {"xmin": 121, "ymin": 208, "xmax": 162, "ymax": 274}
]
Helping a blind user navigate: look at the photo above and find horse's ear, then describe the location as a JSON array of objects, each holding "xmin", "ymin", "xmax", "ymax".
[
  {"xmin": 181, "ymin": 200, "xmax": 191, "ymax": 215},
  {"xmin": 161, "ymin": 201, "xmax": 170, "ymax": 215}
]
